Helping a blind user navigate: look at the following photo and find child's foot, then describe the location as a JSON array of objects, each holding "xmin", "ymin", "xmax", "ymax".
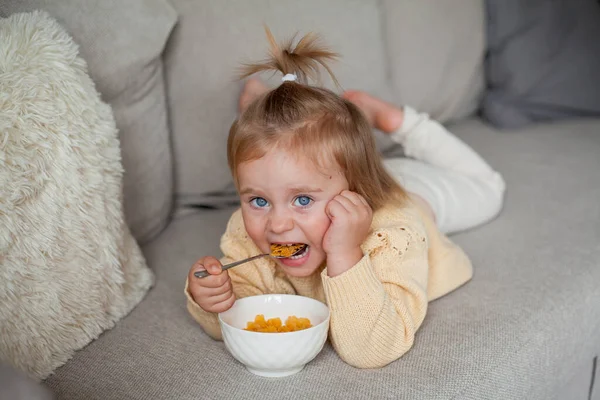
[
  {"xmin": 239, "ymin": 78, "xmax": 270, "ymax": 113},
  {"xmin": 342, "ymin": 90, "xmax": 404, "ymax": 134}
]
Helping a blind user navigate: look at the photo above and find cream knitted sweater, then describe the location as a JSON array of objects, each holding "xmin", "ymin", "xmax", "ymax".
[{"xmin": 185, "ymin": 199, "xmax": 472, "ymax": 368}]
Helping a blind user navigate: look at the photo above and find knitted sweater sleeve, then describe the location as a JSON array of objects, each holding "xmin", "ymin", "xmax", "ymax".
[
  {"xmin": 321, "ymin": 218, "xmax": 429, "ymax": 368},
  {"xmin": 184, "ymin": 210, "xmax": 294, "ymax": 340}
]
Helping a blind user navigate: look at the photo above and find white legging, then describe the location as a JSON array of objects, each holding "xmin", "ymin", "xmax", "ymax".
[{"xmin": 383, "ymin": 106, "xmax": 506, "ymax": 234}]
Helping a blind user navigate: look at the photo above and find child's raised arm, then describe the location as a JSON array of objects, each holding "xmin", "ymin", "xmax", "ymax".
[{"xmin": 321, "ymin": 213, "xmax": 429, "ymax": 368}]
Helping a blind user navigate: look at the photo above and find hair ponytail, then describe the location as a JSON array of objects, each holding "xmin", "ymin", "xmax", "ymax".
[{"xmin": 240, "ymin": 26, "xmax": 340, "ymax": 87}]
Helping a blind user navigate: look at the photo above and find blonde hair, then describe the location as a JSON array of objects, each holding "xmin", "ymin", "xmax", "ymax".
[{"xmin": 228, "ymin": 27, "xmax": 407, "ymax": 210}]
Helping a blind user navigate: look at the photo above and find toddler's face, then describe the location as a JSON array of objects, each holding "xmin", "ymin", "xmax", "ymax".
[{"xmin": 237, "ymin": 148, "xmax": 349, "ymax": 277}]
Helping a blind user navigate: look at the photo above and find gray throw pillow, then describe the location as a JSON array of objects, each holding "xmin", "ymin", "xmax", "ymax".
[{"xmin": 483, "ymin": 0, "xmax": 600, "ymax": 129}]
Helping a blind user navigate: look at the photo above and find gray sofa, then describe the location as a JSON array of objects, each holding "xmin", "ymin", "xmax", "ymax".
[{"xmin": 2, "ymin": 1, "xmax": 599, "ymax": 399}]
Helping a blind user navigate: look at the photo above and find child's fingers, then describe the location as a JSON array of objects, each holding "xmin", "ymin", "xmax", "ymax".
[
  {"xmin": 339, "ymin": 191, "xmax": 372, "ymax": 217},
  {"xmin": 326, "ymin": 197, "xmax": 348, "ymax": 219},
  {"xmin": 332, "ymin": 194, "xmax": 355, "ymax": 215},
  {"xmin": 189, "ymin": 256, "xmax": 221, "ymax": 278},
  {"xmin": 340, "ymin": 190, "xmax": 363, "ymax": 206},
  {"xmin": 188, "ymin": 257, "xmax": 230, "ymax": 290},
  {"xmin": 196, "ymin": 270, "xmax": 230, "ymax": 289},
  {"xmin": 189, "ymin": 274, "xmax": 232, "ymax": 308},
  {"xmin": 357, "ymin": 193, "xmax": 369, "ymax": 207},
  {"xmin": 193, "ymin": 278, "xmax": 232, "ymax": 298},
  {"xmin": 360, "ymin": 196, "xmax": 371, "ymax": 212},
  {"xmin": 193, "ymin": 287, "xmax": 229, "ymax": 308},
  {"xmin": 208, "ymin": 292, "xmax": 236, "ymax": 314},
  {"xmin": 199, "ymin": 256, "xmax": 223, "ymax": 275},
  {"xmin": 203, "ymin": 289, "xmax": 235, "ymax": 307}
]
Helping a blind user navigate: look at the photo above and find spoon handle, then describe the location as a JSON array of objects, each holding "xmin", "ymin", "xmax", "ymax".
[{"xmin": 194, "ymin": 253, "xmax": 269, "ymax": 278}]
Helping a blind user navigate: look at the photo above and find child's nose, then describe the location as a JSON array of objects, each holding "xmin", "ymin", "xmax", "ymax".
[{"xmin": 269, "ymin": 209, "xmax": 294, "ymax": 233}]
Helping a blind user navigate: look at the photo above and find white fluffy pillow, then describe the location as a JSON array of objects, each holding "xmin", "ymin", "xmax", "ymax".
[{"xmin": 0, "ymin": 11, "xmax": 154, "ymax": 380}]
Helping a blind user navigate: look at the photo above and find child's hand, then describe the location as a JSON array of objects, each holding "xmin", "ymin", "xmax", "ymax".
[
  {"xmin": 188, "ymin": 256, "xmax": 235, "ymax": 313},
  {"xmin": 323, "ymin": 190, "xmax": 373, "ymax": 277}
]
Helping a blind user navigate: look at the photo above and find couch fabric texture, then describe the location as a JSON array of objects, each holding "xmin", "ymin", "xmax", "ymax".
[
  {"xmin": 0, "ymin": 0, "xmax": 599, "ymax": 399},
  {"xmin": 0, "ymin": 11, "xmax": 153, "ymax": 380}
]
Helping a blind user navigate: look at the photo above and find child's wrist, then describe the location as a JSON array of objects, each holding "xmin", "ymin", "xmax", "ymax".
[{"xmin": 326, "ymin": 247, "xmax": 363, "ymax": 277}]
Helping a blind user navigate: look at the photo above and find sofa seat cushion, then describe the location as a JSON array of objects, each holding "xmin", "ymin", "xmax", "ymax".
[{"xmin": 45, "ymin": 119, "xmax": 600, "ymax": 399}]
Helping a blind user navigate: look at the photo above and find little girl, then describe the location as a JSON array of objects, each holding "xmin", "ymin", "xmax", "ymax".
[{"xmin": 185, "ymin": 30, "xmax": 505, "ymax": 369}]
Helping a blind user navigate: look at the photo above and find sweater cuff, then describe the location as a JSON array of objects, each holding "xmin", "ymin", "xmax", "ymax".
[
  {"xmin": 321, "ymin": 255, "xmax": 384, "ymax": 309},
  {"xmin": 184, "ymin": 278, "xmax": 223, "ymax": 340}
]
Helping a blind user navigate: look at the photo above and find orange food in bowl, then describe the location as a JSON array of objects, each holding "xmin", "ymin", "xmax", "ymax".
[{"xmin": 244, "ymin": 314, "xmax": 312, "ymax": 333}]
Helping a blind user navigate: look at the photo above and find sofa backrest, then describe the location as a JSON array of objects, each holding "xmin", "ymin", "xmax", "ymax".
[
  {"xmin": 163, "ymin": 0, "xmax": 486, "ymax": 208},
  {"xmin": 1, "ymin": 0, "xmax": 486, "ymax": 240},
  {"xmin": 382, "ymin": 0, "xmax": 486, "ymax": 122}
]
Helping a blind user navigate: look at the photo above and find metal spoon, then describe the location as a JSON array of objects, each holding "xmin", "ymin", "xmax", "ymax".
[{"xmin": 193, "ymin": 245, "xmax": 307, "ymax": 279}]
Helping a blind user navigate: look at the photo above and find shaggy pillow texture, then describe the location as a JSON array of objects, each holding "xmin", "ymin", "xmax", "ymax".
[{"xmin": 0, "ymin": 11, "xmax": 154, "ymax": 380}]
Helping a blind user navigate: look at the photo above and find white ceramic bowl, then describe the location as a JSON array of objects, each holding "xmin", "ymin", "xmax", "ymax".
[{"xmin": 218, "ymin": 294, "xmax": 330, "ymax": 377}]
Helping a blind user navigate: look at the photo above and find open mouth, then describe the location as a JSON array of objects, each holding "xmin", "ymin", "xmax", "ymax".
[
  {"xmin": 288, "ymin": 244, "xmax": 309, "ymax": 259},
  {"xmin": 270, "ymin": 243, "xmax": 309, "ymax": 258}
]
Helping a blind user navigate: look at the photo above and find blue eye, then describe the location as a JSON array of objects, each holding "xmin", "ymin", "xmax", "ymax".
[
  {"xmin": 294, "ymin": 196, "xmax": 312, "ymax": 207},
  {"xmin": 250, "ymin": 197, "xmax": 269, "ymax": 208}
]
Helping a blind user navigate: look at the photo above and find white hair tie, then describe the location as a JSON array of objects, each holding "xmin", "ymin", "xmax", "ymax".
[{"xmin": 281, "ymin": 73, "xmax": 297, "ymax": 82}]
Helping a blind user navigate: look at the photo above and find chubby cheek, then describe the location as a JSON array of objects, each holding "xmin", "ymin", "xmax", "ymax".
[
  {"xmin": 302, "ymin": 213, "xmax": 331, "ymax": 249},
  {"xmin": 241, "ymin": 214, "xmax": 269, "ymax": 252}
]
